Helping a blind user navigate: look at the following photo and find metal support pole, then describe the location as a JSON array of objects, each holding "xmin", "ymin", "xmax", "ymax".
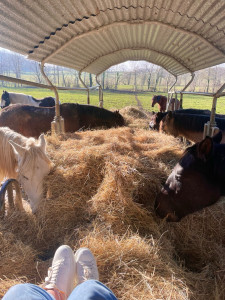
[
  {"xmin": 96, "ymin": 75, "xmax": 103, "ymax": 108},
  {"xmin": 40, "ymin": 63, "xmax": 65, "ymax": 134},
  {"xmin": 182, "ymin": 73, "xmax": 195, "ymax": 92},
  {"xmin": 203, "ymin": 81, "xmax": 225, "ymax": 138},
  {"xmin": 210, "ymin": 96, "xmax": 217, "ymax": 128},
  {"xmin": 167, "ymin": 92, "xmax": 174, "ymax": 111},
  {"xmin": 175, "ymin": 93, "xmax": 178, "ymax": 111},
  {"xmin": 79, "ymin": 72, "xmax": 89, "ymax": 104},
  {"xmin": 169, "ymin": 76, "xmax": 177, "ymax": 92},
  {"xmin": 180, "ymin": 93, "xmax": 183, "ymax": 109},
  {"xmin": 167, "ymin": 76, "xmax": 177, "ymax": 111},
  {"xmin": 180, "ymin": 72, "xmax": 195, "ymax": 110}
]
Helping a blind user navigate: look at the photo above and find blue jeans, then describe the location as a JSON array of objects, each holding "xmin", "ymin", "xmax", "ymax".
[{"xmin": 3, "ymin": 280, "xmax": 118, "ymax": 300}]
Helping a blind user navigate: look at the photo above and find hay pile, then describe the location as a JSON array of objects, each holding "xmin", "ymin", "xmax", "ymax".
[
  {"xmin": 0, "ymin": 108, "xmax": 225, "ymax": 299},
  {"xmin": 120, "ymin": 106, "xmax": 151, "ymax": 129}
]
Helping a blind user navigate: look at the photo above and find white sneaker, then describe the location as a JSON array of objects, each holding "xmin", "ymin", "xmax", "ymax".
[
  {"xmin": 44, "ymin": 245, "xmax": 76, "ymax": 297},
  {"xmin": 74, "ymin": 247, "xmax": 99, "ymax": 284}
]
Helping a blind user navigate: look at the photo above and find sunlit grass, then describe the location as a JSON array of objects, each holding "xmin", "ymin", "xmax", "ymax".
[{"xmin": 1, "ymin": 86, "xmax": 225, "ymax": 114}]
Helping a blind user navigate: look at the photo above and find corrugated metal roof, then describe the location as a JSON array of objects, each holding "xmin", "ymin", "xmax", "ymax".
[{"xmin": 1, "ymin": 0, "xmax": 225, "ymax": 76}]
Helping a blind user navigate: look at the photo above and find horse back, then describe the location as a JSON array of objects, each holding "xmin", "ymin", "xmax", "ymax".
[
  {"xmin": 163, "ymin": 112, "xmax": 225, "ymax": 142},
  {"xmin": 0, "ymin": 104, "xmax": 55, "ymax": 137}
]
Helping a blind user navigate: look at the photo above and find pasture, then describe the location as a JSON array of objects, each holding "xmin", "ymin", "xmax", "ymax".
[
  {"xmin": 0, "ymin": 107, "xmax": 225, "ymax": 299},
  {"xmin": 2, "ymin": 86, "xmax": 225, "ymax": 113}
]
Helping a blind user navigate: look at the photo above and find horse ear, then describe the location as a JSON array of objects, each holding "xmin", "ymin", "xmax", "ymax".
[
  {"xmin": 197, "ymin": 136, "xmax": 213, "ymax": 161},
  {"xmin": 212, "ymin": 130, "xmax": 222, "ymax": 144},
  {"xmin": 38, "ymin": 134, "xmax": 46, "ymax": 151},
  {"xmin": 9, "ymin": 140, "xmax": 26, "ymax": 158}
]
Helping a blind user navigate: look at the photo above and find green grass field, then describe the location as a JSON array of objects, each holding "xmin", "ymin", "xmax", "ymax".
[{"xmin": 1, "ymin": 86, "xmax": 225, "ymax": 114}]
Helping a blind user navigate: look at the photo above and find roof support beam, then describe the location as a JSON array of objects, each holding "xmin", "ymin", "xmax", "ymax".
[
  {"xmin": 80, "ymin": 47, "xmax": 192, "ymax": 75},
  {"xmin": 166, "ymin": 75, "xmax": 177, "ymax": 110},
  {"xmin": 40, "ymin": 21, "xmax": 225, "ymax": 65}
]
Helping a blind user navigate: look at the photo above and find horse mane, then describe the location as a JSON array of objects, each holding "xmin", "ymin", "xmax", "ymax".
[
  {"xmin": 173, "ymin": 113, "xmax": 210, "ymax": 132},
  {"xmin": 0, "ymin": 127, "xmax": 28, "ymax": 180},
  {"xmin": 0, "ymin": 127, "xmax": 50, "ymax": 181},
  {"xmin": 173, "ymin": 113, "xmax": 225, "ymax": 132}
]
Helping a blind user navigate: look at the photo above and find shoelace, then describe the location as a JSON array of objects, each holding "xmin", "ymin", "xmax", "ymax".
[{"xmin": 45, "ymin": 259, "xmax": 64, "ymax": 286}]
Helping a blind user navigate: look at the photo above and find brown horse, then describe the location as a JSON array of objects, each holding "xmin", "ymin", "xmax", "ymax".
[
  {"xmin": 151, "ymin": 95, "xmax": 167, "ymax": 112},
  {"xmin": 155, "ymin": 131, "xmax": 224, "ymax": 221},
  {"xmin": 162, "ymin": 111, "xmax": 225, "ymax": 143},
  {"xmin": 151, "ymin": 95, "xmax": 180, "ymax": 112},
  {"xmin": 0, "ymin": 103, "xmax": 125, "ymax": 138}
]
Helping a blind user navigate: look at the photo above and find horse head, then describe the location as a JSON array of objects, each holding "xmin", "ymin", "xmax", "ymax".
[
  {"xmin": 154, "ymin": 131, "xmax": 224, "ymax": 221},
  {"xmin": 9, "ymin": 134, "xmax": 52, "ymax": 213},
  {"xmin": 149, "ymin": 112, "xmax": 167, "ymax": 130},
  {"xmin": 113, "ymin": 110, "xmax": 125, "ymax": 126},
  {"xmin": 151, "ymin": 95, "xmax": 157, "ymax": 107},
  {"xmin": 161, "ymin": 111, "xmax": 179, "ymax": 136},
  {"xmin": 1, "ymin": 91, "xmax": 10, "ymax": 108}
]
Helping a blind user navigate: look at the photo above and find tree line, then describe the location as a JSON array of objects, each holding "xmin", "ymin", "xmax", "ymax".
[{"xmin": 0, "ymin": 50, "xmax": 224, "ymax": 93}]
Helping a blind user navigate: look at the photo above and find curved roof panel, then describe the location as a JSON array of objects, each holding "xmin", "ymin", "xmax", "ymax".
[{"xmin": 1, "ymin": 0, "xmax": 225, "ymax": 75}]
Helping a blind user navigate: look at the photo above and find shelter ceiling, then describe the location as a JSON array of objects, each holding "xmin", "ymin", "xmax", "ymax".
[{"xmin": 1, "ymin": 0, "xmax": 225, "ymax": 75}]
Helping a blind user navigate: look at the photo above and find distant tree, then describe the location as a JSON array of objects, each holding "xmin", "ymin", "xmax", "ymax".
[
  {"xmin": 61, "ymin": 67, "xmax": 68, "ymax": 86},
  {"xmin": 154, "ymin": 67, "xmax": 163, "ymax": 92},
  {"xmin": 115, "ymin": 71, "xmax": 121, "ymax": 89},
  {"xmin": 140, "ymin": 71, "xmax": 147, "ymax": 90},
  {"xmin": 89, "ymin": 73, "xmax": 93, "ymax": 87},
  {"xmin": 146, "ymin": 64, "xmax": 154, "ymax": 90},
  {"xmin": 166, "ymin": 73, "xmax": 175, "ymax": 92},
  {"xmin": 73, "ymin": 70, "xmax": 80, "ymax": 87},
  {"xmin": 31, "ymin": 62, "xmax": 42, "ymax": 83},
  {"xmin": 11, "ymin": 53, "xmax": 23, "ymax": 86},
  {"xmin": 205, "ymin": 68, "xmax": 212, "ymax": 93}
]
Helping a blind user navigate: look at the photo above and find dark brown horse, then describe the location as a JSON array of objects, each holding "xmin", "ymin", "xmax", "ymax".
[
  {"xmin": 149, "ymin": 109, "xmax": 211, "ymax": 131},
  {"xmin": 0, "ymin": 103, "xmax": 125, "ymax": 137},
  {"xmin": 155, "ymin": 131, "xmax": 225, "ymax": 221},
  {"xmin": 162, "ymin": 111, "xmax": 225, "ymax": 143}
]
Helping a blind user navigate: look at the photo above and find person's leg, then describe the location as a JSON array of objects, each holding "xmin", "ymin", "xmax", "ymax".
[
  {"xmin": 42, "ymin": 245, "xmax": 76, "ymax": 300},
  {"xmin": 3, "ymin": 283, "xmax": 54, "ymax": 300},
  {"xmin": 68, "ymin": 280, "xmax": 118, "ymax": 300},
  {"xmin": 70, "ymin": 247, "xmax": 117, "ymax": 300},
  {"xmin": 3, "ymin": 245, "xmax": 76, "ymax": 300}
]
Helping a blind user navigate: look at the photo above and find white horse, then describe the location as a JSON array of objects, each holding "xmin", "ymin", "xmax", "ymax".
[
  {"xmin": 1, "ymin": 90, "xmax": 57, "ymax": 108},
  {"xmin": 0, "ymin": 127, "xmax": 52, "ymax": 213}
]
